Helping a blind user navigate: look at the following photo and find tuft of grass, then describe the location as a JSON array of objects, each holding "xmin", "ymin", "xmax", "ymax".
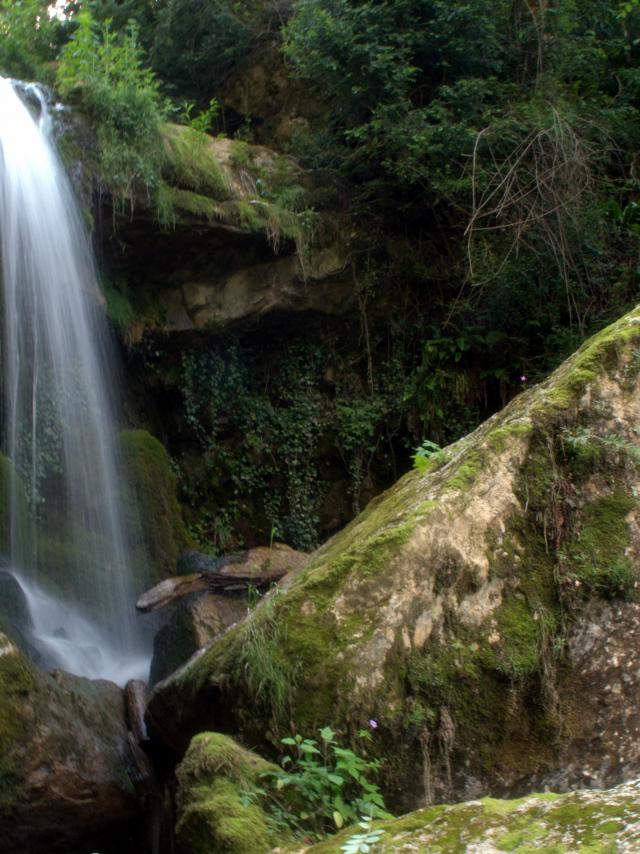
[{"xmin": 233, "ymin": 590, "xmax": 300, "ymax": 727}]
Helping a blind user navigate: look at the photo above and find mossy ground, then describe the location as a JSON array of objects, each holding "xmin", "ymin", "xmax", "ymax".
[
  {"xmin": 291, "ymin": 782, "xmax": 640, "ymax": 853},
  {"xmin": 160, "ymin": 124, "xmax": 309, "ymax": 254}
]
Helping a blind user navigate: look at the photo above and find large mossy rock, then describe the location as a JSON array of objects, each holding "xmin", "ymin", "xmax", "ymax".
[
  {"xmin": 175, "ymin": 731, "xmax": 284, "ymax": 854},
  {"xmin": 148, "ymin": 306, "xmax": 640, "ymax": 806},
  {"xmin": 290, "ymin": 779, "xmax": 640, "ymax": 853},
  {"xmin": 119, "ymin": 429, "xmax": 192, "ymax": 585},
  {"xmin": 0, "ymin": 633, "xmax": 150, "ymax": 852}
]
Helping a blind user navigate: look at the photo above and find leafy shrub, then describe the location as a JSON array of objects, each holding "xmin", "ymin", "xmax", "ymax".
[
  {"xmin": 151, "ymin": 0, "xmax": 257, "ymax": 102},
  {"xmin": 56, "ymin": 10, "xmax": 168, "ymax": 211},
  {"xmin": 341, "ymin": 816, "xmax": 386, "ymax": 854},
  {"xmin": 263, "ymin": 726, "xmax": 391, "ymax": 839},
  {"xmin": 0, "ymin": 0, "xmax": 61, "ymax": 82},
  {"xmin": 412, "ymin": 439, "xmax": 442, "ymax": 472}
]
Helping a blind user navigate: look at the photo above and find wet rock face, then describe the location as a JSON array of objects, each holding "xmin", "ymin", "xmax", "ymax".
[
  {"xmin": 0, "ymin": 634, "xmax": 151, "ymax": 853},
  {"xmin": 0, "ymin": 570, "xmax": 32, "ymax": 649},
  {"xmin": 147, "ymin": 305, "xmax": 640, "ymax": 808},
  {"xmin": 546, "ymin": 601, "xmax": 640, "ymax": 790}
]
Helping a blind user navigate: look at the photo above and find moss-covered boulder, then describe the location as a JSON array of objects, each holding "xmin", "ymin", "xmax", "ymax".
[
  {"xmin": 175, "ymin": 731, "xmax": 286, "ymax": 854},
  {"xmin": 0, "ymin": 633, "xmax": 151, "ymax": 852},
  {"xmin": 119, "ymin": 429, "xmax": 192, "ymax": 585},
  {"xmin": 148, "ymin": 305, "xmax": 640, "ymax": 806},
  {"xmin": 289, "ymin": 779, "xmax": 640, "ymax": 853}
]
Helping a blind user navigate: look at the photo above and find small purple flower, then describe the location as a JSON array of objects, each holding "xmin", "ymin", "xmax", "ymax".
[
  {"xmin": 368, "ymin": 719, "xmax": 378, "ymax": 730},
  {"xmin": 519, "ymin": 375, "xmax": 528, "ymax": 383}
]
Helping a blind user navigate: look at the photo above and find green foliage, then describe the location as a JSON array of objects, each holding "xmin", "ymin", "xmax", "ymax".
[
  {"xmin": 151, "ymin": 0, "xmax": 258, "ymax": 102},
  {"xmin": 412, "ymin": 439, "xmax": 442, "ymax": 472},
  {"xmin": 284, "ymin": 0, "xmax": 509, "ymax": 178},
  {"xmin": 56, "ymin": 10, "xmax": 168, "ymax": 210},
  {"xmin": 180, "ymin": 96, "xmax": 220, "ymax": 133},
  {"xmin": 282, "ymin": 0, "xmax": 640, "ymax": 430},
  {"xmin": 0, "ymin": 0, "xmax": 61, "ymax": 81},
  {"xmin": 162, "ymin": 124, "xmax": 230, "ymax": 200},
  {"xmin": 173, "ymin": 327, "xmax": 412, "ymax": 551},
  {"xmin": 341, "ymin": 816, "xmax": 385, "ymax": 854},
  {"xmin": 408, "ymin": 329, "xmax": 507, "ymax": 444},
  {"xmin": 263, "ymin": 727, "xmax": 391, "ymax": 839},
  {"xmin": 83, "ymin": 0, "xmax": 157, "ymax": 43},
  {"xmin": 179, "ymin": 340, "xmax": 325, "ymax": 551}
]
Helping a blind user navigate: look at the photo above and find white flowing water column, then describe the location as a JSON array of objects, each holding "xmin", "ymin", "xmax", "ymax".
[{"xmin": 0, "ymin": 77, "xmax": 150, "ymax": 683}]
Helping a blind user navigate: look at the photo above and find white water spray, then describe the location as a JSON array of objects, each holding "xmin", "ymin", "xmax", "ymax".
[{"xmin": 0, "ymin": 78, "xmax": 150, "ymax": 684}]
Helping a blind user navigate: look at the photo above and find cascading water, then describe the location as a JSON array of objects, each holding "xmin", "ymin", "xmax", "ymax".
[{"xmin": 0, "ymin": 77, "xmax": 150, "ymax": 684}]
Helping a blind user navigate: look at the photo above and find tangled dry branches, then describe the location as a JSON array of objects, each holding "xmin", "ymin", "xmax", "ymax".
[{"xmin": 466, "ymin": 105, "xmax": 596, "ymax": 328}]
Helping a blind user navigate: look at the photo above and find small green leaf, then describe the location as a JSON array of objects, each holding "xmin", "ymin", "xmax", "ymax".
[{"xmin": 320, "ymin": 725, "xmax": 336, "ymax": 742}]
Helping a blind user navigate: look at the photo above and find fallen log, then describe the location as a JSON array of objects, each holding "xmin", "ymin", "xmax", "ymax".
[{"xmin": 136, "ymin": 569, "xmax": 286, "ymax": 613}]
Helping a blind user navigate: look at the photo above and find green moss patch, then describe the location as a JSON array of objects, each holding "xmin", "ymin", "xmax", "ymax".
[
  {"xmin": 295, "ymin": 781, "xmax": 640, "ymax": 853},
  {"xmin": 118, "ymin": 430, "xmax": 192, "ymax": 582},
  {"xmin": 163, "ymin": 124, "xmax": 231, "ymax": 200},
  {"xmin": 562, "ymin": 493, "xmax": 636, "ymax": 600},
  {"xmin": 0, "ymin": 638, "xmax": 35, "ymax": 807}
]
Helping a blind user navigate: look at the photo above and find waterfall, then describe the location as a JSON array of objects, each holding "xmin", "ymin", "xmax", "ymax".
[{"xmin": 0, "ymin": 78, "xmax": 150, "ymax": 684}]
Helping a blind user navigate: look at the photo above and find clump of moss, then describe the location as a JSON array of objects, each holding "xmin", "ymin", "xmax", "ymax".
[
  {"xmin": 118, "ymin": 430, "xmax": 192, "ymax": 582},
  {"xmin": 163, "ymin": 124, "xmax": 231, "ymax": 201},
  {"xmin": 102, "ymin": 277, "xmax": 165, "ymax": 340},
  {"xmin": 562, "ymin": 493, "xmax": 637, "ymax": 601},
  {"xmin": 165, "ymin": 187, "xmax": 221, "ymax": 221},
  {"xmin": 175, "ymin": 732, "xmax": 283, "ymax": 854},
  {"xmin": 0, "ymin": 637, "xmax": 34, "ymax": 807}
]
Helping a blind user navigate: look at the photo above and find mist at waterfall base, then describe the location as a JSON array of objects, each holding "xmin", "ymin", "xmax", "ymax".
[{"xmin": 0, "ymin": 78, "xmax": 152, "ymax": 685}]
